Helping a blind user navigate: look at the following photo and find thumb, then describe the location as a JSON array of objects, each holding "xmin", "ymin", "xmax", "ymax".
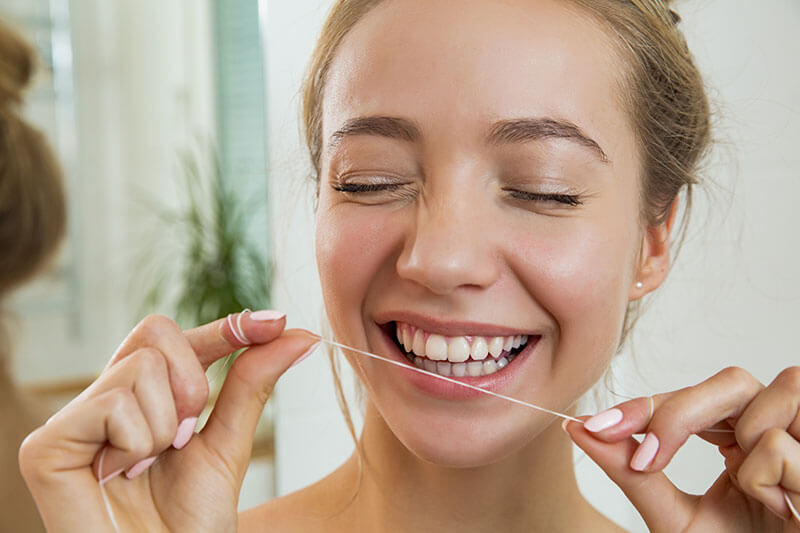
[
  {"xmin": 564, "ymin": 418, "xmax": 697, "ymax": 533},
  {"xmin": 199, "ymin": 329, "xmax": 320, "ymax": 480}
]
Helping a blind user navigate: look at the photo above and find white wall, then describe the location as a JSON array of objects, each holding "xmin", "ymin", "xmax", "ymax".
[{"xmin": 265, "ymin": 1, "xmax": 800, "ymax": 531}]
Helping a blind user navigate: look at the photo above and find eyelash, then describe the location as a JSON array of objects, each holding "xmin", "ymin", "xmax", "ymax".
[
  {"xmin": 331, "ymin": 183, "xmax": 403, "ymax": 193},
  {"xmin": 332, "ymin": 183, "xmax": 583, "ymax": 207},
  {"xmin": 502, "ymin": 189, "xmax": 584, "ymax": 206}
]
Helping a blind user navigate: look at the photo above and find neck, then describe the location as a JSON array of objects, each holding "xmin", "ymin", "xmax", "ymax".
[{"xmin": 340, "ymin": 402, "xmax": 595, "ymax": 533}]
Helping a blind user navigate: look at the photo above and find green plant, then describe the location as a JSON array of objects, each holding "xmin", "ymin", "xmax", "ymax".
[{"xmin": 134, "ymin": 148, "xmax": 272, "ymax": 329}]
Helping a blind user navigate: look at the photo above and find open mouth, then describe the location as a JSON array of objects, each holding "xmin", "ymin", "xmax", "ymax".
[{"xmin": 385, "ymin": 321, "xmax": 535, "ymax": 378}]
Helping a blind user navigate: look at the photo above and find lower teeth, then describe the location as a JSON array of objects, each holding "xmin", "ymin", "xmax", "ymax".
[{"xmin": 406, "ymin": 352, "xmax": 517, "ymax": 377}]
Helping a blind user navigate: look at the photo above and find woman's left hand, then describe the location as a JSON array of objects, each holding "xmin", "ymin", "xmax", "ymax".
[{"xmin": 564, "ymin": 366, "xmax": 800, "ymax": 532}]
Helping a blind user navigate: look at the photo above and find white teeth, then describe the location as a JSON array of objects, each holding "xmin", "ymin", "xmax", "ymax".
[
  {"xmin": 488, "ymin": 336, "xmax": 504, "ymax": 357},
  {"xmin": 425, "ymin": 334, "xmax": 448, "ymax": 361},
  {"xmin": 412, "ymin": 329, "xmax": 426, "ymax": 356},
  {"xmin": 470, "ymin": 337, "xmax": 489, "ymax": 360},
  {"xmin": 466, "ymin": 361, "xmax": 483, "ymax": 377},
  {"xmin": 503, "ymin": 336, "xmax": 514, "ymax": 351},
  {"xmin": 447, "ymin": 337, "xmax": 471, "ymax": 363},
  {"xmin": 397, "ymin": 323, "xmax": 531, "ymax": 377}
]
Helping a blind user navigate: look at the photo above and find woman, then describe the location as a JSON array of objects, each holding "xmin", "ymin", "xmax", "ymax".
[
  {"xmin": 0, "ymin": 19, "xmax": 67, "ymax": 533},
  {"xmin": 19, "ymin": 0, "xmax": 800, "ymax": 531}
]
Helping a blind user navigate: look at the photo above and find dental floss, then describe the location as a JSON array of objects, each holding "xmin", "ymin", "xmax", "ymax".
[
  {"xmin": 786, "ymin": 492, "xmax": 800, "ymax": 524},
  {"xmin": 310, "ymin": 335, "xmax": 735, "ymax": 434},
  {"xmin": 97, "ymin": 447, "xmax": 120, "ymax": 533},
  {"xmin": 307, "ymin": 334, "xmax": 583, "ymax": 424}
]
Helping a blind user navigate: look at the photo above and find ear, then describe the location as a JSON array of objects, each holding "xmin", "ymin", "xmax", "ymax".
[{"xmin": 630, "ymin": 200, "xmax": 679, "ymax": 301}]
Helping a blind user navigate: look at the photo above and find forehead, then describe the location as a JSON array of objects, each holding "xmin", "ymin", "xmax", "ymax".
[{"xmin": 322, "ymin": 0, "xmax": 634, "ymax": 161}]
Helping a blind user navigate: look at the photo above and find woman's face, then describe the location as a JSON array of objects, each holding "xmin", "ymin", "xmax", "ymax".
[{"xmin": 315, "ymin": 0, "xmax": 652, "ymax": 467}]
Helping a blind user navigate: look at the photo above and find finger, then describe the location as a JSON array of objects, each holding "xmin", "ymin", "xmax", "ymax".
[
  {"xmin": 736, "ymin": 427, "xmax": 800, "ymax": 523},
  {"xmin": 735, "ymin": 366, "xmax": 800, "ymax": 452},
  {"xmin": 103, "ymin": 314, "xmax": 210, "ymax": 422},
  {"xmin": 88, "ymin": 348, "xmax": 179, "ymax": 479},
  {"xmin": 564, "ymin": 418, "xmax": 696, "ymax": 532},
  {"xmin": 584, "ymin": 367, "xmax": 762, "ymax": 472},
  {"xmin": 184, "ymin": 309, "xmax": 287, "ymax": 367},
  {"xmin": 200, "ymin": 329, "xmax": 319, "ymax": 482},
  {"xmin": 19, "ymin": 388, "xmax": 153, "ymax": 532},
  {"xmin": 23, "ymin": 387, "xmax": 154, "ymax": 484}
]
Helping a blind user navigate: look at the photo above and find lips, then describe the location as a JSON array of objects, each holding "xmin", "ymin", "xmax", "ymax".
[{"xmin": 374, "ymin": 318, "xmax": 541, "ymax": 399}]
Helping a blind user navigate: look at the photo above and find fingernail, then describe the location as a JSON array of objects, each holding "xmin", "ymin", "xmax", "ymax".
[
  {"xmin": 125, "ymin": 456, "xmax": 156, "ymax": 479},
  {"xmin": 584, "ymin": 408, "xmax": 623, "ymax": 433},
  {"xmin": 249, "ymin": 310, "xmax": 286, "ymax": 322},
  {"xmin": 99, "ymin": 467, "xmax": 124, "ymax": 485},
  {"xmin": 561, "ymin": 418, "xmax": 570, "ymax": 433},
  {"xmin": 172, "ymin": 417, "xmax": 198, "ymax": 450},
  {"xmin": 290, "ymin": 342, "xmax": 320, "ymax": 368},
  {"xmin": 630, "ymin": 432, "xmax": 659, "ymax": 471}
]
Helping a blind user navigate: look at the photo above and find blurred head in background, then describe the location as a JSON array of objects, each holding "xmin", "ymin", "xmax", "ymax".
[{"xmin": 0, "ymin": 17, "xmax": 66, "ymax": 533}]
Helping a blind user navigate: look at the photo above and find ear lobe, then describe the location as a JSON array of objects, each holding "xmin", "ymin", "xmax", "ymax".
[{"xmin": 630, "ymin": 201, "xmax": 679, "ymax": 301}]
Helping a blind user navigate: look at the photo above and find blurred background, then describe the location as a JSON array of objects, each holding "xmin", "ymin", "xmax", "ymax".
[{"xmin": 0, "ymin": 1, "xmax": 798, "ymax": 531}]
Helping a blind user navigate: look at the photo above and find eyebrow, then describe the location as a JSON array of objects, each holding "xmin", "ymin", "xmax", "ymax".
[
  {"xmin": 487, "ymin": 118, "xmax": 609, "ymax": 163},
  {"xmin": 328, "ymin": 115, "xmax": 609, "ymax": 163}
]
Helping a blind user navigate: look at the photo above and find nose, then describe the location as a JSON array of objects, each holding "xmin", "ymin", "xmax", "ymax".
[{"xmin": 396, "ymin": 187, "xmax": 500, "ymax": 295}]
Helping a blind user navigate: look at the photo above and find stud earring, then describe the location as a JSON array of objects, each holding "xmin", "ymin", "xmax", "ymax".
[{"xmin": 635, "ymin": 281, "xmax": 643, "ymax": 289}]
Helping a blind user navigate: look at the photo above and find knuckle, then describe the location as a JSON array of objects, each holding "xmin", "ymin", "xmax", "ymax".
[
  {"xmin": 17, "ymin": 427, "xmax": 46, "ymax": 477},
  {"xmin": 107, "ymin": 386, "xmax": 138, "ymax": 415},
  {"xmin": 718, "ymin": 366, "xmax": 752, "ymax": 384},
  {"xmin": 759, "ymin": 427, "xmax": 786, "ymax": 455},
  {"xmin": 775, "ymin": 366, "xmax": 800, "ymax": 393},
  {"xmin": 181, "ymin": 377, "xmax": 210, "ymax": 414},
  {"xmin": 735, "ymin": 461, "xmax": 758, "ymax": 494},
  {"xmin": 134, "ymin": 314, "xmax": 179, "ymax": 343},
  {"xmin": 133, "ymin": 347, "xmax": 168, "ymax": 377}
]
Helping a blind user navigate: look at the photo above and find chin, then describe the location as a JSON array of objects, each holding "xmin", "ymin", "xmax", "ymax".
[{"xmin": 377, "ymin": 403, "xmax": 559, "ymax": 469}]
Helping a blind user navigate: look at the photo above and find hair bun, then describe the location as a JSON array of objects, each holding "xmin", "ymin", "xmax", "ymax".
[{"xmin": 0, "ymin": 20, "xmax": 35, "ymax": 106}]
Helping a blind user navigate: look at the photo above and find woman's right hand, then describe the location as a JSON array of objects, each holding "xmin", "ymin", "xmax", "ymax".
[{"xmin": 18, "ymin": 311, "xmax": 319, "ymax": 532}]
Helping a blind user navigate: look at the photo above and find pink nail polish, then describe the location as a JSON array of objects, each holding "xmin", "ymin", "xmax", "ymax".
[
  {"xmin": 630, "ymin": 432, "xmax": 659, "ymax": 471},
  {"xmin": 250, "ymin": 310, "xmax": 286, "ymax": 322},
  {"xmin": 125, "ymin": 456, "xmax": 156, "ymax": 479},
  {"xmin": 290, "ymin": 342, "xmax": 320, "ymax": 368},
  {"xmin": 584, "ymin": 408, "xmax": 623, "ymax": 432},
  {"xmin": 100, "ymin": 467, "xmax": 124, "ymax": 485},
  {"xmin": 172, "ymin": 417, "xmax": 198, "ymax": 449}
]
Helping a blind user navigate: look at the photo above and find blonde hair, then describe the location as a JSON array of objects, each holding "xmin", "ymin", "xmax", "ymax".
[{"xmin": 300, "ymin": 0, "xmax": 712, "ymax": 452}]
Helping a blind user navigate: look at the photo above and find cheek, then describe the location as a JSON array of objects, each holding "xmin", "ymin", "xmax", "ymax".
[
  {"xmin": 315, "ymin": 205, "xmax": 402, "ymax": 332},
  {"xmin": 510, "ymin": 218, "xmax": 638, "ymax": 352}
]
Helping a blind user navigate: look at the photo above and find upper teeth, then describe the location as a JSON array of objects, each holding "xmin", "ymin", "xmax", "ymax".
[{"xmin": 396, "ymin": 323, "xmax": 528, "ymax": 363}]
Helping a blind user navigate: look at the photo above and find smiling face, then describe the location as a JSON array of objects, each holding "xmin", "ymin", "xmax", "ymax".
[{"xmin": 314, "ymin": 0, "xmax": 659, "ymax": 467}]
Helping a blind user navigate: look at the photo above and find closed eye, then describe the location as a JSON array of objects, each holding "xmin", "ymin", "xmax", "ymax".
[
  {"xmin": 503, "ymin": 188, "xmax": 583, "ymax": 206},
  {"xmin": 331, "ymin": 183, "xmax": 403, "ymax": 193}
]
